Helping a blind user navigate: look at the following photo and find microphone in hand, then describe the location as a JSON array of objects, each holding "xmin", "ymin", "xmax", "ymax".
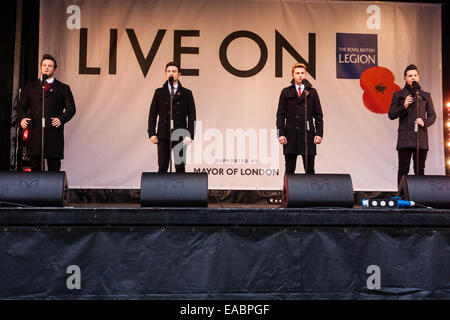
[
  {"xmin": 407, "ymin": 81, "xmax": 420, "ymax": 96},
  {"xmin": 412, "ymin": 80, "xmax": 421, "ymax": 91}
]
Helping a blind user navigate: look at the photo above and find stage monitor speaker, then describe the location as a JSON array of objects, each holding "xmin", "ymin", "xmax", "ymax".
[
  {"xmin": 398, "ymin": 175, "xmax": 450, "ymax": 209},
  {"xmin": 283, "ymin": 173, "xmax": 353, "ymax": 208},
  {"xmin": 0, "ymin": 171, "xmax": 68, "ymax": 207},
  {"xmin": 140, "ymin": 172, "xmax": 208, "ymax": 207}
]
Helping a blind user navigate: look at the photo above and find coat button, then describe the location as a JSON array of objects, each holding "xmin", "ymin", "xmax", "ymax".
[
  {"xmin": 296, "ymin": 126, "xmax": 299, "ymax": 129},
  {"xmin": 296, "ymin": 115, "xmax": 299, "ymax": 119}
]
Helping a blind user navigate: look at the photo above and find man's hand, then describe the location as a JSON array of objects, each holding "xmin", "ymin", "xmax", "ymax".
[
  {"xmin": 150, "ymin": 135, "xmax": 159, "ymax": 144},
  {"xmin": 415, "ymin": 118, "xmax": 425, "ymax": 127},
  {"xmin": 51, "ymin": 117, "xmax": 61, "ymax": 128},
  {"xmin": 278, "ymin": 136, "xmax": 287, "ymax": 145},
  {"xmin": 20, "ymin": 118, "xmax": 31, "ymax": 129},
  {"xmin": 183, "ymin": 136, "xmax": 192, "ymax": 146},
  {"xmin": 314, "ymin": 136, "xmax": 323, "ymax": 144},
  {"xmin": 404, "ymin": 95, "xmax": 413, "ymax": 108}
]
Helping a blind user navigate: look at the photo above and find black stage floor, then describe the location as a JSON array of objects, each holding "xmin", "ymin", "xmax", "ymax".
[
  {"xmin": 1, "ymin": 204, "xmax": 450, "ymax": 226},
  {"xmin": 1, "ymin": 199, "xmax": 450, "ymax": 299}
]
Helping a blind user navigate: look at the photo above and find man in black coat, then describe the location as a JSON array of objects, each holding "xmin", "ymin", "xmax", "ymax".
[
  {"xmin": 148, "ymin": 62, "xmax": 196, "ymax": 173},
  {"xmin": 19, "ymin": 54, "xmax": 76, "ymax": 171},
  {"xmin": 388, "ymin": 64, "xmax": 436, "ymax": 185},
  {"xmin": 276, "ymin": 63, "xmax": 324, "ymax": 174}
]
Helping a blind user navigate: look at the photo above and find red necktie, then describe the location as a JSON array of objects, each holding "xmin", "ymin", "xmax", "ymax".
[{"xmin": 298, "ymin": 87, "xmax": 302, "ymax": 97}]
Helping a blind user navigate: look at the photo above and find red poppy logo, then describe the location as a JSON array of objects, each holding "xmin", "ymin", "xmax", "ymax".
[{"xmin": 360, "ymin": 66, "xmax": 400, "ymax": 114}]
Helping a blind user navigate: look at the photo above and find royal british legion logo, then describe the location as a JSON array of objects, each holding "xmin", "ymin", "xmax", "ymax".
[{"xmin": 336, "ymin": 33, "xmax": 378, "ymax": 79}]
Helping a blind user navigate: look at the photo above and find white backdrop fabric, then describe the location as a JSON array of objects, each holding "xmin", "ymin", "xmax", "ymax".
[{"xmin": 39, "ymin": 0, "xmax": 444, "ymax": 190}]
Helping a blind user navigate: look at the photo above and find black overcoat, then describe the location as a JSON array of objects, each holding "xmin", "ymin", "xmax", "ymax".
[
  {"xmin": 388, "ymin": 85, "xmax": 436, "ymax": 150},
  {"xmin": 276, "ymin": 80, "xmax": 324, "ymax": 155},
  {"xmin": 148, "ymin": 81, "xmax": 196, "ymax": 140},
  {"xmin": 18, "ymin": 79, "xmax": 76, "ymax": 159}
]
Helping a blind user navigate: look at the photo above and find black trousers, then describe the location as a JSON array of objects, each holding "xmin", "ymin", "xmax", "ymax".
[
  {"xmin": 30, "ymin": 155, "xmax": 61, "ymax": 171},
  {"xmin": 157, "ymin": 139, "xmax": 186, "ymax": 173},
  {"xmin": 285, "ymin": 154, "xmax": 315, "ymax": 174},
  {"xmin": 397, "ymin": 148, "xmax": 427, "ymax": 185}
]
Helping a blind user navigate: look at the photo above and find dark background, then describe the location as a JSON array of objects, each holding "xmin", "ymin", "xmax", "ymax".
[{"xmin": 0, "ymin": 0, "xmax": 448, "ymax": 175}]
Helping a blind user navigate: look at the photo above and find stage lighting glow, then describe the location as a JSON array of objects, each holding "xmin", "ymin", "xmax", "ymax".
[
  {"xmin": 23, "ymin": 129, "xmax": 28, "ymax": 140},
  {"xmin": 447, "ymin": 102, "xmax": 450, "ymax": 108}
]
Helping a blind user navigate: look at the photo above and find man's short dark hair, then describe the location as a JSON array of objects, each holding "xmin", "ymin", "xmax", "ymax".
[
  {"xmin": 404, "ymin": 64, "xmax": 419, "ymax": 76},
  {"xmin": 41, "ymin": 54, "xmax": 57, "ymax": 69},
  {"xmin": 165, "ymin": 62, "xmax": 180, "ymax": 72}
]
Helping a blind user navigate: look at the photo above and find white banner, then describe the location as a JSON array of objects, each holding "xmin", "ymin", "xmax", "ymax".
[{"xmin": 39, "ymin": 0, "xmax": 444, "ymax": 190}]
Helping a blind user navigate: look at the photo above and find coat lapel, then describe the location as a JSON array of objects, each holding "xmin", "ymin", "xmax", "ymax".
[
  {"xmin": 163, "ymin": 80, "xmax": 183, "ymax": 104},
  {"xmin": 172, "ymin": 88, "xmax": 182, "ymax": 104},
  {"xmin": 287, "ymin": 85, "xmax": 297, "ymax": 99},
  {"xmin": 418, "ymin": 89, "xmax": 427, "ymax": 102},
  {"xmin": 33, "ymin": 80, "xmax": 48, "ymax": 100},
  {"xmin": 288, "ymin": 80, "xmax": 306, "ymax": 104},
  {"xmin": 44, "ymin": 79, "xmax": 59, "ymax": 98},
  {"xmin": 399, "ymin": 86, "xmax": 410, "ymax": 99},
  {"xmin": 31, "ymin": 81, "xmax": 41, "ymax": 93},
  {"xmin": 298, "ymin": 88, "xmax": 306, "ymax": 104},
  {"xmin": 172, "ymin": 82, "xmax": 183, "ymax": 104}
]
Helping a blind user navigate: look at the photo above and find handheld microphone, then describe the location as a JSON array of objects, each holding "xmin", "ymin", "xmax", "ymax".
[{"xmin": 407, "ymin": 81, "xmax": 420, "ymax": 94}]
